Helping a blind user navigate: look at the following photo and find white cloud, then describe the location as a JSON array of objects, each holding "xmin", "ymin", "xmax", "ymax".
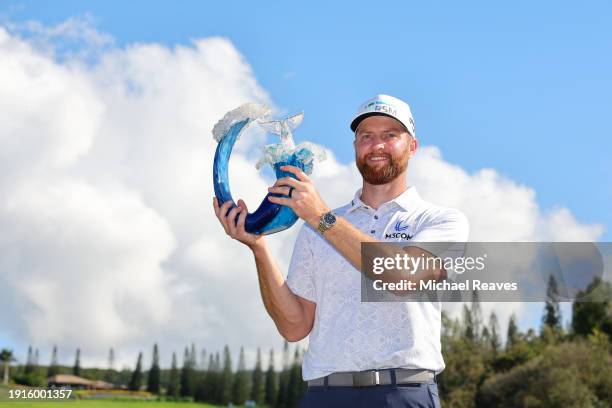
[
  {"xmin": 0, "ymin": 18, "xmax": 604, "ymax": 369},
  {"xmin": 409, "ymin": 146, "xmax": 604, "ymax": 241}
]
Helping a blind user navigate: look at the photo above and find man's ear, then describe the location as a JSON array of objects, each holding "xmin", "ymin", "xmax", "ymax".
[{"xmin": 410, "ymin": 136, "xmax": 418, "ymax": 153}]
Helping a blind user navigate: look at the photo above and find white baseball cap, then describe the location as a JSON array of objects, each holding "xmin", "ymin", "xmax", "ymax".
[{"xmin": 350, "ymin": 94, "xmax": 415, "ymax": 137}]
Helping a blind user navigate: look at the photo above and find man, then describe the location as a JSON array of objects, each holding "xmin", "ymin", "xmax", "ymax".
[{"xmin": 213, "ymin": 94, "xmax": 468, "ymax": 407}]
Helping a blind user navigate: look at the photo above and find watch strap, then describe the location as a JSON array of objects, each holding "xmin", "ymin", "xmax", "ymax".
[{"xmin": 317, "ymin": 211, "xmax": 336, "ymax": 234}]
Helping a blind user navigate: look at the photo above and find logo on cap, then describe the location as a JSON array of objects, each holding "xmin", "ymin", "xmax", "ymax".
[{"xmin": 373, "ymin": 103, "xmax": 397, "ymax": 117}]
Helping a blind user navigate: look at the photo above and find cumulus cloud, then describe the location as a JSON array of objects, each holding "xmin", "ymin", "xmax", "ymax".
[
  {"xmin": 0, "ymin": 18, "xmax": 603, "ymax": 369},
  {"xmin": 409, "ymin": 146, "xmax": 603, "ymax": 241}
]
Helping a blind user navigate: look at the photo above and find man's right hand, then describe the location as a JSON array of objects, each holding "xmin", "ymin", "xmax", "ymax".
[{"xmin": 213, "ymin": 197, "xmax": 264, "ymax": 249}]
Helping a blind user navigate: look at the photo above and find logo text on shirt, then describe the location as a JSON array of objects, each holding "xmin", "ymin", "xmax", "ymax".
[{"xmin": 384, "ymin": 232, "xmax": 413, "ymax": 240}]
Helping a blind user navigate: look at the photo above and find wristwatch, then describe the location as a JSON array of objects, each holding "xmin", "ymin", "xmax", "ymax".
[{"xmin": 317, "ymin": 211, "xmax": 337, "ymax": 234}]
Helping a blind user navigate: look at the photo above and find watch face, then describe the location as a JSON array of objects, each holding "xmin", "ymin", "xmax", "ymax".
[{"xmin": 323, "ymin": 212, "xmax": 336, "ymax": 225}]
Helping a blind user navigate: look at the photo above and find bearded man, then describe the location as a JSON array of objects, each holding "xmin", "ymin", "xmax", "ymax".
[{"xmin": 214, "ymin": 94, "xmax": 468, "ymax": 407}]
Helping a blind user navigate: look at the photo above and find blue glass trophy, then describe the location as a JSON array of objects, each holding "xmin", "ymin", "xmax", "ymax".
[{"xmin": 213, "ymin": 104, "xmax": 326, "ymax": 235}]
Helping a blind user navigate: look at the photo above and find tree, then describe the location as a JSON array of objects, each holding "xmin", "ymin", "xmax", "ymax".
[
  {"xmin": 542, "ymin": 275, "xmax": 562, "ymax": 334},
  {"xmin": 251, "ymin": 348, "xmax": 265, "ymax": 404},
  {"xmin": 190, "ymin": 343, "xmax": 197, "ymax": 370},
  {"xmin": 489, "ymin": 312, "xmax": 501, "ymax": 355},
  {"xmin": 73, "ymin": 348, "xmax": 81, "ymax": 376},
  {"xmin": 104, "ymin": 348, "xmax": 116, "ymax": 384},
  {"xmin": 218, "ymin": 345, "xmax": 233, "ymax": 404},
  {"xmin": 481, "ymin": 326, "xmax": 491, "ymax": 350},
  {"xmin": 478, "ymin": 341, "xmax": 612, "ymax": 407},
  {"xmin": 129, "ymin": 352, "xmax": 143, "ymax": 391},
  {"xmin": 209, "ymin": 352, "xmax": 221, "ymax": 402},
  {"xmin": 286, "ymin": 346, "xmax": 305, "ymax": 408},
  {"xmin": 167, "ymin": 352, "xmax": 180, "ymax": 398},
  {"xmin": 265, "ymin": 349, "xmax": 278, "ymax": 407},
  {"xmin": 25, "ymin": 346, "xmax": 34, "ymax": 374},
  {"xmin": 471, "ymin": 290, "xmax": 483, "ymax": 342},
  {"xmin": 1, "ymin": 349, "xmax": 15, "ymax": 385},
  {"xmin": 232, "ymin": 347, "xmax": 250, "ymax": 405},
  {"xmin": 463, "ymin": 291, "xmax": 483, "ymax": 343},
  {"xmin": 180, "ymin": 346, "xmax": 195, "ymax": 397},
  {"xmin": 463, "ymin": 304, "xmax": 476, "ymax": 342},
  {"xmin": 506, "ymin": 314, "xmax": 519, "ymax": 348},
  {"xmin": 200, "ymin": 348, "xmax": 207, "ymax": 371},
  {"xmin": 115, "ymin": 367, "xmax": 133, "ymax": 388},
  {"xmin": 20, "ymin": 347, "xmax": 42, "ymax": 385},
  {"xmin": 147, "ymin": 343, "xmax": 161, "ymax": 394},
  {"xmin": 108, "ymin": 348, "xmax": 115, "ymax": 369},
  {"xmin": 276, "ymin": 342, "xmax": 291, "ymax": 408},
  {"xmin": 198, "ymin": 353, "xmax": 218, "ymax": 403},
  {"xmin": 572, "ymin": 277, "xmax": 612, "ymax": 338},
  {"xmin": 47, "ymin": 345, "xmax": 59, "ymax": 378},
  {"xmin": 438, "ymin": 313, "xmax": 487, "ymax": 406}
]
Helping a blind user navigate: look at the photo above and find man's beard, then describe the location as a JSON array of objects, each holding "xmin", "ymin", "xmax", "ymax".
[{"xmin": 356, "ymin": 149, "xmax": 409, "ymax": 185}]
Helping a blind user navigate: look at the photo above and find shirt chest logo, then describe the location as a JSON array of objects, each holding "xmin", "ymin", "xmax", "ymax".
[
  {"xmin": 394, "ymin": 219, "xmax": 410, "ymax": 231},
  {"xmin": 384, "ymin": 218, "xmax": 413, "ymax": 240}
]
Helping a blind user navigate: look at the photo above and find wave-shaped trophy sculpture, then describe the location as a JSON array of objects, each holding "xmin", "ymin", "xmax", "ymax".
[{"xmin": 213, "ymin": 104, "xmax": 326, "ymax": 235}]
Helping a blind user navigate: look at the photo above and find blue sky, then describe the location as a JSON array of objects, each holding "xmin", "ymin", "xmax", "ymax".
[{"xmin": 3, "ymin": 0, "xmax": 610, "ymax": 240}]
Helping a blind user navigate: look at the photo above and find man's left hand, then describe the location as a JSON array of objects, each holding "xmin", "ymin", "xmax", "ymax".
[{"xmin": 267, "ymin": 165, "xmax": 330, "ymax": 227}]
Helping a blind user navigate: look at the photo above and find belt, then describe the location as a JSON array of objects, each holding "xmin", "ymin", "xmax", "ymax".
[{"xmin": 308, "ymin": 368, "xmax": 435, "ymax": 387}]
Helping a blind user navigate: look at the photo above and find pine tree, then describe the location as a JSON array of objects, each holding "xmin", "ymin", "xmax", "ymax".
[
  {"xmin": 47, "ymin": 345, "xmax": 59, "ymax": 378},
  {"xmin": 286, "ymin": 346, "xmax": 304, "ymax": 408},
  {"xmin": 190, "ymin": 343, "xmax": 197, "ymax": 370},
  {"xmin": 193, "ymin": 367, "xmax": 206, "ymax": 402},
  {"xmin": 167, "ymin": 352, "xmax": 180, "ymax": 399},
  {"xmin": 179, "ymin": 347, "xmax": 194, "ymax": 398},
  {"xmin": 251, "ymin": 348, "xmax": 265, "ymax": 404},
  {"xmin": 25, "ymin": 346, "xmax": 34, "ymax": 374},
  {"xmin": 572, "ymin": 277, "xmax": 612, "ymax": 338},
  {"xmin": 489, "ymin": 312, "xmax": 501, "ymax": 354},
  {"xmin": 200, "ymin": 349, "xmax": 207, "ymax": 371},
  {"xmin": 232, "ymin": 347, "xmax": 250, "ymax": 405},
  {"xmin": 73, "ymin": 348, "xmax": 81, "ymax": 377},
  {"xmin": 507, "ymin": 314, "xmax": 519, "ymax": 348},
  {"xmin": 470, "ymin": 290, "xmax": 483, "ymax": 342},
  {"xmin": 210, "ymin": 351, "xmax": 221, "ymax": 403},
  {"xmin": 147, "ymin": 343, "xmax": 161, "ymax": 394},
  {"xmin": 276, "ymin": 342, "xmax": 291, "ymax": 408},
  {"xmin": 104, "ymin": 348, "xmax": 116, "ymax": 384},
  {"xmin": 542, "ymin": 275, "xmax": 562, "ymax": 333},
  {"xmin": 265, "ymin": 349, "xmax": 278, "ymax": 407},
  {"xmin": 277, "ymin": 378, "xmax": 287, "ymax": 408},
  {"xmin": 219, "ymin": 345, "xmax": 233, "ymax": 405},
  {"xmin": 129, "ymin": 352, "xmax": 143, "ymax": 391},
  {"xmin": 108, "ymin": 348, "xmax": 115, "ymax": 369},
  {"xmin": 481, "ymin": 326, "xmax": 491, "ymax": 349},
  {"xmin": 463, "ymin": 304, "xmax": 475, "ymax": 341},
  {"xmin": 199, "ymin": 354, "xmax": 217, "ymax": 403}
]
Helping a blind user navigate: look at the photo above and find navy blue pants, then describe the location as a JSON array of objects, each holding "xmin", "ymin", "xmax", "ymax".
[{"xmin": 300, "ymin": 382, "xmax": 441, "ymax": 408}]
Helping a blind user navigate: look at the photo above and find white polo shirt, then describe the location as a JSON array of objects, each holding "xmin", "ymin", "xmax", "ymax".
[{"xmin": 286, "ymin": 186, "xmax": 469, "ymax": 380}]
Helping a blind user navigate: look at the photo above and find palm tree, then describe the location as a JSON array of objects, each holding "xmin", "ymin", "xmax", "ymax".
[{"xmin": 1, "ymin": 349, "xmax": 16, "ymax": 385}]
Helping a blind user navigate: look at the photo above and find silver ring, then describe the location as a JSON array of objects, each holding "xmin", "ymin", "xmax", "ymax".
[{"xmin": 288, "ymin": 187, "xmax": 294, "ymax": 198}]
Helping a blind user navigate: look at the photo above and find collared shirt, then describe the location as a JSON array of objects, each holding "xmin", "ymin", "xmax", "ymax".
[{"xmin": 286, "ymin": 186, "xmax": 469, "ymax": 380}]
